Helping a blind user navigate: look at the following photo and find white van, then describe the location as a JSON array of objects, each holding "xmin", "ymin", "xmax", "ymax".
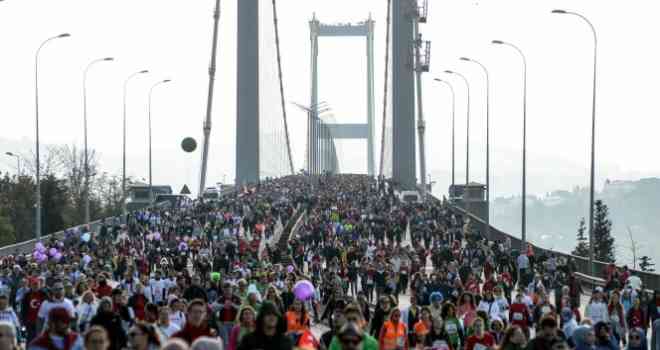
[{"xmin": 397, "ymin": 190, "xmax": 421, "ymax": 203}]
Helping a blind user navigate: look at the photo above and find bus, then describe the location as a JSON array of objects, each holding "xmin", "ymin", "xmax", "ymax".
[{"xmin": 125, "ymin": 185, "xmax": 173, "ymax": 211}]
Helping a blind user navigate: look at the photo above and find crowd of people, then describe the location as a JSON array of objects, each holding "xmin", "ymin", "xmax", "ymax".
[{"xmin": 0, "ymin": 174, "xmax": 657, "ymax": 350}]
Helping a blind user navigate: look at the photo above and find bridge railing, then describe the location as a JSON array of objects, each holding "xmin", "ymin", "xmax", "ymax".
[
  {"xmin": 432, "ymin": 195, "xmax": 660, "ymax": 291},
  {"xmin": 0, "ymin": 186, "xmax": 240, "ymax": 258}
]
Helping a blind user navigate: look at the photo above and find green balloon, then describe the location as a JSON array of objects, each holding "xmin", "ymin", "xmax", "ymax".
[{"xmin": 211, "ymin": 272, "xmax": 221, "ymax": 282}]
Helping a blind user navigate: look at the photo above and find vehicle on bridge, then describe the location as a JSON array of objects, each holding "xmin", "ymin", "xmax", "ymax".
[{"xmin": 125, "ymin": 184, "xmax": 173, "ymax": 211}]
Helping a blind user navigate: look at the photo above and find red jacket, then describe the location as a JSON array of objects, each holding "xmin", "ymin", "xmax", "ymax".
[
  {"xmin": 172, "ymin": 323, "xmax": 215, "ymax": 345},
  {"xmin": 29, "ymin": 331, "xmax": 80, "ymax": 350},
  {"xmin": 509, "ymin": 303, "xmax": 531, "ymax": 330},
  {"xmin": 466, "ymin": 333, "xmax": 495, "ymax": 350}
]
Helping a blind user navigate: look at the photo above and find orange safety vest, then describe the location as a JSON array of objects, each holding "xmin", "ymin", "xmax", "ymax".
[
  {"xmin": 285, "ymin": 311, "xmax": 309, "ymax": 333},
  {"xmin": 381, "ymin": 320, "xmax": 407, "ymax": 350}
]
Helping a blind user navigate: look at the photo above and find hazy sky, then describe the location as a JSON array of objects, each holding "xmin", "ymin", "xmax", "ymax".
[{"xmin": 2, "ymin": 0, "xmax": 659, "ymax": 198}]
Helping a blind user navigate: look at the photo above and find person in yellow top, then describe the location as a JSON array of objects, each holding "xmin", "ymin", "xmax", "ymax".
[
  {"xmin": 285, "ymin": 299, "xmax": 310, "ymax": 334},
  {"xmin": 379, "ymin": 308, "xmax": 409, "ymax": 350}
]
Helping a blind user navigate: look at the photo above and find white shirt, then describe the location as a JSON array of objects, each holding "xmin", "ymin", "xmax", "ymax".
[
  {"xmin": 169, "ymin": 311, "xmax": 186, "ymax": 329},
  {"xmin": 159, "ymin": 323, "xmax": 181, "ymax": 338},
  {"xmin": 38, "ymin": 299, "xmax": 75, "ymax": 322},
  {"xmin": 149, "ymin": 279, "xmax": 168, "ymax": 304},
  {"xmin": 585, "ymin": 301, "xmax": 609, "ymax": 324},
  {"xmin": 75, "ymin": 302, "xmax": 97, "ymax": 329},
  {"xmin": 627, "ymin": 275, "xmax": 643, "ymax": 291},
  {"xmin": 517, "ymin": 255, "xmax": 529, "ymax": 269}
]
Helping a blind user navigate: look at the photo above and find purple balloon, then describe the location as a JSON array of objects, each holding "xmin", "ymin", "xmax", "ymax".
[
  {"xmin": 154, "ymin": 232, "xmax": 161, "ymax": 241},
  {"xmin": 48, "ymin": 248, "xmax": 57, "ymax": 257},
  {"xmin": 36, "ymin": 253, "xmax": 47, "ymax": 263},
  {"xmin": 293, "ymin": 280, "xmax": 315, "ymax": 301},
  {"xmin": 53, "ymin": 252, "xmax": 63, "ymax": 261},
  {"xmin": 35, "ymin": 242, "xmax": 45, "ymax": 251},
  {"xmin": 287, "ymin": 265, "xmax": 295, "ymax": 273},
  {"xmin": 32, "ymin": 251, "xmax": 41, "ymax": 260}
]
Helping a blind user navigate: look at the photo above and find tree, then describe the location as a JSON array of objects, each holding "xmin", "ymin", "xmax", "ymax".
[
  {"xmin": 40, "ymin": 174, "xmax": 70, "ymax": 236},
  {"xmin": 593, "ymin": 199, "xmax": 616, "ymax": 263},
  {"xmin": 572, "ymin": 217, "xmax": 589, "ymax": 257},
  {"xmin": 640, "ymin": 256, "xmax": 655, "ymax": 272},
  {"xmin": 0, "ymin": 210, "xmax": 16, "ymax": 246}
]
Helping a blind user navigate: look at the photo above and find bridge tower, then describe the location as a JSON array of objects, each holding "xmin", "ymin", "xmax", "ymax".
[
  {"xmin": 236, "ymin": 0, "xmax": 260, "ymax": 185},
  {"xmin": 309, "ymin": 15, "xmax": 376, "ymax": 176}
]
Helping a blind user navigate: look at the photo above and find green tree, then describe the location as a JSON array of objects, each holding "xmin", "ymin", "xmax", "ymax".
[
  {"xmin": 640, "ymin": 256, "xmax": 655, "ymax": 272},
  {"xmin": 0, "ymin": 210, "xmax": 16, "ymax": 245},
  {"xmin": 0, "ymin": 173, "xmax": 36, "ymax": 242},
  {"xmin": 593, "ymin": 199, "xmax": 616, "ymax": 263},
  {"xmin": 572, "ymin": 217, "xmax": 589, "ymax": 257},
  {"xmin": 40, "ymin": 174, "xmax": 70, "ymax": 235}
]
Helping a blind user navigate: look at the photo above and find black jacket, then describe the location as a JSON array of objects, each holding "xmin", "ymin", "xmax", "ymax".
[{"xmin": 90, "ymin": 311, "xmax": 127, "ymax": 350}]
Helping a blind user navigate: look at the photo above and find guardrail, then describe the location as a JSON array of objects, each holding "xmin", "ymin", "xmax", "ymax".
[
  {"xmin": 0, "ymin": 186, "xmax": 241, "ymax": 258},
  {"xmin": 432, "ymin": 195, "xmax": 660, "ymax": 291}
]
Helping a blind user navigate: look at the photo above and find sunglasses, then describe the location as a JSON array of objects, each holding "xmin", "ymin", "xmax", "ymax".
[
  {"xmin": 128, "ymin": 332, "xmax": 145, "ymax": 338},
  {"xmin": 340, "ymin": 337, "xmax": 362, "ymax": 346}
]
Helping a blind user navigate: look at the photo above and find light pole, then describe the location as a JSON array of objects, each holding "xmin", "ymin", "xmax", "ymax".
[
  {"xmin": 5, "ymin": 152, "xmax": 20, "ymax": 175},
  {"xmin": 552, "ymin": 8, "xmax": 599, "ymax": 277},
  {"xmin": 35, "ymin": 33, "xmax": 70, "ymax": 239},
  {"xmin": 148, "ymin": 79, "xmax": 171, "ymax": 200},
  {"xmin": 122, "ymin": 69, "xmax": 149, "ymax": 211},
  {"xmin": 444, "ymin": 70, "xmax": 470, "ymax": 186},
  {"xmin": 492, "ymin": 39, "xmax": 527, "ymax": 251},
  {"xmin": 460, "ymin": 56, "xmax": 491, "ymax": 239},
  {"xmin": 433, "ymin": 78, "xmax": 456, "ymax": 189},
  {"xmin": 83, "ymin": 57, "xmax": 114, "ymax": 224}
]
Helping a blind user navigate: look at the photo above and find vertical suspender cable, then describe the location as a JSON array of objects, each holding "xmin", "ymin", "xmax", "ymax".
[
  {"xmin": 272, "ymin": 0, "xmax": 295, "ymax": 175},
  {"xmin": 199, "ymin": 0, "xmax": 221, "ymax": 195},
  {"xmin": 379, "ymin": 0, "xmax": 392, "ymax": 177}
]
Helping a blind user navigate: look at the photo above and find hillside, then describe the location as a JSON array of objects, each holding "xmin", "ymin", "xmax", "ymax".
[{"xmin": 491, "ymin": 178, "xmax": 660, "ymax": 267}]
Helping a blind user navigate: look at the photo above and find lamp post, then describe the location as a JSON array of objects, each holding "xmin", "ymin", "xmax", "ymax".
[
  {"xmin": 444, "ymin": 70, "xmax": 470, "ymax": 186},
  {"xmin": 122, "ymin": 69, "xmax": 149, "ymax": 211},
  {"xmin": 83, "ymin": 57, "xmax": 114, "ymax": 224},
  {"xmin": 433, "ymin": 78, "xmax": 456, "ymax": 189},
  {"xmin": 5, "ymin": 152, "xmax": 20, "ymax": 176},
  {"xmin": 460, "ymin": 56, "xmax": 491, "ymax": 239},
  {"xmin": 35, "ymin": 33, "xmax": 70, "ymax": 239},
  {"xmin": 492, "ymin": 39, "xmax": 527, "ymax": 251},
  {"xmin": 148, "ymin": 79, "xmax": 171, "ymax": 200},
  {"xmin": 551, "ymin": 8, "xmax": 599, "ymax": 278}
]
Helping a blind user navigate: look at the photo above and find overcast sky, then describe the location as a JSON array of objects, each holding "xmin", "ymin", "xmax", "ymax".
[{"xmin": 1, "ymin": 0, "xmax": 659, "ymax": 198}]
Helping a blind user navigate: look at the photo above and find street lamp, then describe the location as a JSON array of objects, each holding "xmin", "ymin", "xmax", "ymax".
[
  {"xmin": 460, "ymin": 56, "xmax": 491, "ymax": 239},
  {"xmin": 552, "ymin": 8, "xmax": 599, "ymax": 278},
  {"xmin": 433, "ymin": 78, "xmax": 456, "ymax": 189},
  {"xmin": 35, "ymin": 32, "xmax": 70, "ymax": 239},
  {"xmin": 5, "ymin": 152, "xmax": 20, "ymax": 175},
  {"xmin": 122, "ymin": 69, "xmax": 149, "ymax": 211},
  {"xmin": 83, "ymin": 57, "xmax": 114, "ymax": 224},
  {"xmin": 492, "ymin": 39, "xmax": 527, "ymax": 251},
  {"xmin": 444, "ymin": 70, "xmax": 471, "ymax": 186},
  {"xmin": 148, "ymin": 79, "xmax": 171, "ymax": 200}
]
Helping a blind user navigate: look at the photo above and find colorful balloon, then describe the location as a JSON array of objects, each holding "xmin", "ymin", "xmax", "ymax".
[{"xmin": 293, "ymin": 280, "xmax": 315, "ymax": 301}]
